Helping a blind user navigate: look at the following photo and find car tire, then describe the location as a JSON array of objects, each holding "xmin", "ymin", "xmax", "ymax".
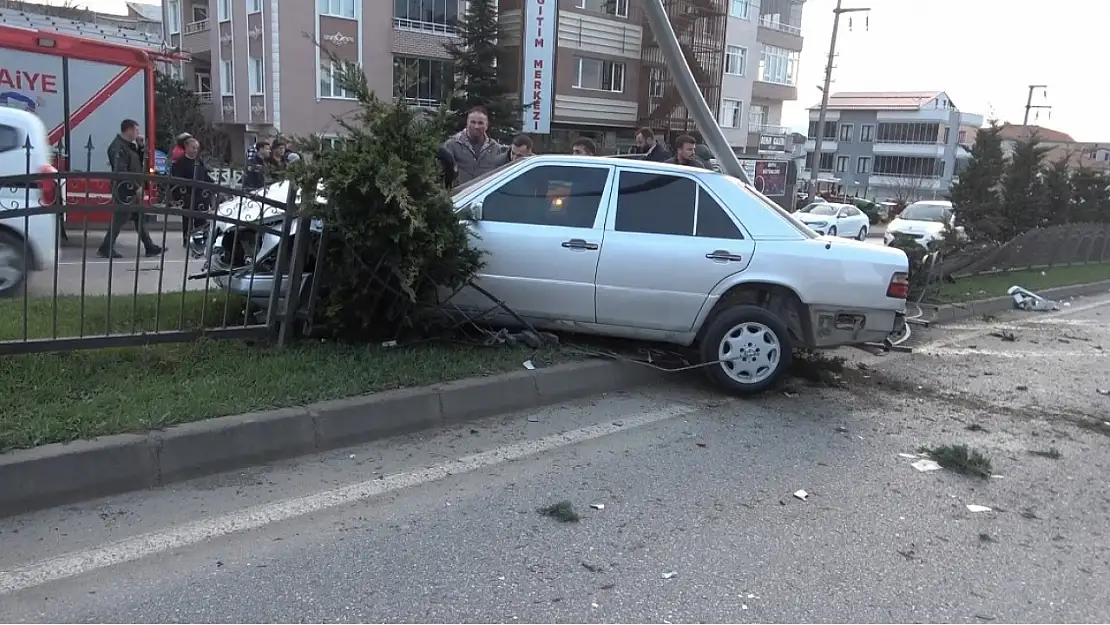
[
  {"xmin": 827, "ymin": 226, "xmax": 837, "ymax": 237},
  {"xmin": 857, "ymin": 226, "xmax": 868, "ymax": 240},
  {"xmin": 0, "ymin": 230, "xmax": 28, "ymax": 298},
  {"xmin": 700, "ymin": 304, "xmax": 793, "ymax": 396}
]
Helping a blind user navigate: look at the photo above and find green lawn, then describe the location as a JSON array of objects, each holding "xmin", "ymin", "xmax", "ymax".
[{"xmin": 929, "ymin": 263, "xmax": 1110, "ymax": 304}]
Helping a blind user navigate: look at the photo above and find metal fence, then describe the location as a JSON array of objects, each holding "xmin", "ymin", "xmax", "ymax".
[
  {"xmin": 0, "ymin": 165, "xmax": 324, "ymax": 356},
  {"xmin": 953, "ymin": 223, "xmax": 1110, "ymax": 277}
]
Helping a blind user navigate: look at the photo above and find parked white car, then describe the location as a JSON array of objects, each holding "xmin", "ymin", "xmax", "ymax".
[
  {"xmin": 884, "ymin": 200, "xmax": 963, "ymax": 247},
  {"xmin": 793, "ymin": 202, "xmax": 870, "ymax": 240},
  {"xmin": 0, "ymin": 107, "xmax": 59, "ymax": 297},
  {"xmin": 450, "ymin": 155, "xmax": 910, "ymax": 394}
]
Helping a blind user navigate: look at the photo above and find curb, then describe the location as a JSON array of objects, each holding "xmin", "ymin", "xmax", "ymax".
[
  {"xmin": 920, "ymin": 279, "xmax": 1110, "ymax": 323},
  {"xmin": 0, "ymin": 359, "xmax": 666, "ymax": 518}
]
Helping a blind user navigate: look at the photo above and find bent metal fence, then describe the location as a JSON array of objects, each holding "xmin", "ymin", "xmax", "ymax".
[{"xmin": 0, "ymin": 167, "xmax": 324, "ymax": 356}]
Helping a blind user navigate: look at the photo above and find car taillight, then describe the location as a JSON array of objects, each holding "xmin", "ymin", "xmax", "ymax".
[
  {"xmin": 38, "ymin": 164, "xmax": 58, "ymax": 205},
  {"xmin": 887, "ymin": 272, "xmax": 909, "ymax": 299}
]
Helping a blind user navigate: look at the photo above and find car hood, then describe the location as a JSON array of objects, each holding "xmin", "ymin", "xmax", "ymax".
[
  {"xmin": 888, "ymin": 218, "xmax": 946, "ymax": 235},
  {"xmin": 794, "ymin": 212, "xmax": 835, "ymax": 224}
]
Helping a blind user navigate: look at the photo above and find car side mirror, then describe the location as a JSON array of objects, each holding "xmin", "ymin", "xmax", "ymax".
[
  {"xmin": 458, "ymin": 200, "xmax": 483, "ymax": 221},
  {"xmin": 838, "ymin": 213, "xmax": 847, "ymax": 219}
]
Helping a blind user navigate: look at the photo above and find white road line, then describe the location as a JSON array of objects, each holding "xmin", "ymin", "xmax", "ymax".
[
  {"xmin": 917, "ymin": 347, "xmax": 1106, "ymax": 358},
  {"xmin": 0, "ymin": 402, "xmax": 697, "ymax": 595}
]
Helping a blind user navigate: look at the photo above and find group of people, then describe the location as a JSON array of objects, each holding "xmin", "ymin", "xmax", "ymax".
[
  {"xmin": 242, "ymin": 139, "xmax": 301, "ymax": 191},
  {"xmin": 434, "ymin": 107, "xmax": 712, "ymax": 188}
]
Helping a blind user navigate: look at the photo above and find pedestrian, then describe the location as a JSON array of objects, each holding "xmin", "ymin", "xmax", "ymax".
[
  {"xmin": 170, "ymin": 132, "xmax": 192, "ymax": 164},
  {"xmin": 271, "ymin": 138, "xmax": 300, "ymax": 167},
  {"xmin": 570, "ymin": 137, "xmax": 597, "ymax": 156},
  {"xmin": 242, "ymin": 141, "xmax": 271, "ymax": 191},
  {"xmin": 441, "ymin": 107, "xmax": 507, "ymax": 185},
  {"xmin": 97, "ymin": 119, "xmax": 162, "ymax": 259},
  {"xmin": 169, "ymin": 136, "xmax": 212, "ymax": 248},
  {"xmin": 635, "ymin": 127, "xmax": 671, "ymax": 162},
  {"xmin": 509, "ymin": 134, "xmax": 534, "ymax": 161},
  {"xmin": 665, "ymin": 135, "xmax": 710, "ymax": 169}
]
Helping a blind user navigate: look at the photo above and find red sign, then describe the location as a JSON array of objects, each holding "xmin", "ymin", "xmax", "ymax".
[{"xmin": 0, "ymin": 68, "xmax": 57, "ymax": 93}]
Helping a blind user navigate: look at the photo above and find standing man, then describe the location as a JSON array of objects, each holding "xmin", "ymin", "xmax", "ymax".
[
  {"xmin": 665, "ymin": 135, "xmax": 710, "ymax": 169},
  {"xmin": 169, "ymin": 136, "xmax": 212, "ymax": 248},
  {"xmin": 442, "ymin": 107, "xmax": 507, "ymax": 185},
  {"xmin": 97, "ymin": 119, "xmax": 161, "ymax": 259},
  {"xmin": 570, "ymin": 137, "xmax": 597, "ymax": 156},
  {"xmin": 242, "ymin": 141, "xmax": 272, "ymax": 191},
  {"xmin": 635, "ymin": 127, "xmax": 671, "ymax": 162},
  {"xmin": 509, "ymin": 134, "xmax": 534, "ymax": 161}
]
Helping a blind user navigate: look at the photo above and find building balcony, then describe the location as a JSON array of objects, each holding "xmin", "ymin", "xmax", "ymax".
[
  {"xmin": 752, "ymin": 80, "xmax": 797, "ymax": 102},
  {"xmin": 184, "ymin": 19, "xmax": 208, "ymax": 34},
  {"xmin": 757, "ymin": 19, "xmax": 803, "ymax": 51},
  {"xmin": 803, "ymin": 139, "xmax": 837, "ymax": 152},
  {"xmin": 393, "ymin": 17, "xmax": 458, "ymax": 36},
  {"xmin": 872, "ymin": 141, "xmax": 946, "ymax": 157},
  {"xmin": 867, "ymin": 174, "xmax": 944, "ymax": 190},
  {"xmin": 749, "ymin": 123, "xmax": 792, "ymax": 135},
  {"xmin": 196, "ymin": 91, "xmax": 213, "ymax": 104}
]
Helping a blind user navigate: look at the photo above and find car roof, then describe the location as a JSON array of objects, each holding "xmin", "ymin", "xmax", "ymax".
[
  {"xmin": 908, "ymin": 200, "xmax": 952, "ymax": 207},
  {"xmin": 528, "ymin": 154, "xmax": 725, "ymax": 178},
  {"xmin": 0, "ymin": 106, "xmax": 47, "ymax": 132}
]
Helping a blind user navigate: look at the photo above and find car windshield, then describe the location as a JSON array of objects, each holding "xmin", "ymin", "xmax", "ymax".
[
  {"xmin": 722, "ymin": 176, "xmax": 818, "ymax": 239},
  {"xmin": 800, "ymin": 204, "xmax": 838, "ymax": 216},
  {"xmin": 900, "ymin": 203, "xmax": 952, "ymax": 223}
]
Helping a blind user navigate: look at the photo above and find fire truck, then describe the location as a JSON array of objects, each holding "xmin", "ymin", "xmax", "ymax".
[{"xmin": 0, "ymin": 25, "xmax": 184, "ymax": 225}]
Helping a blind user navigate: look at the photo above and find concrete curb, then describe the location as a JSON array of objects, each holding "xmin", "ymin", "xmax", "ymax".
[
  {"xmin": 0, "ymin": 359, "xmax": 666, "ymax": 518},
  {"xmin": 920, "ymin": 279, "xmax": 1110, "ymax": 323}
]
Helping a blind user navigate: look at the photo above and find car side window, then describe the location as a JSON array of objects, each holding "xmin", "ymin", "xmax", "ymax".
[
  {"xmin": 695, "ymin": 188, "xmax": 744, "ymax": 239},
  {"xmin": 481, "ymin": 165, "xmax": 609, "ymax": 228},
  {"xmin": 0, "ymin": 124, "xmax": 22, "ymax": 154},
  {"xmin": 846, "ymin": 206, "xmax": 860, "ymax": 216},
  {"xmin": 614, "ymin": 171, "xmax": 696, "ymax": 236}
]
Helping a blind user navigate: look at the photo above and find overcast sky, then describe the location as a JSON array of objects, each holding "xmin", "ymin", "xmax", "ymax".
[{"xmin": 37, "ymin": 0, "xmax": 1109, "ymax": 142}]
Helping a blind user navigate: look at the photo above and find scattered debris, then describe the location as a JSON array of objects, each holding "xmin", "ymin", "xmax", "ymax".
[
  {"xmin": 1020, "ymin": 508, "xmax": 1040, "ymax": 520},
  {"xmin": 790, "ymin": 350, "xmax": 847, "ymax": 386},
  {"xmin": 965, "ymin": 423, "xmax": 988, "ymax": 432},
  {"xmin": 966, "ymin": 504, "xmax": 993, "ymax": 513},
  {"xmin": 661, "ymin": 571, "xmax": 678, "ymax": 580},
  {"xmin": 696, "ymin": 442, "xmax": 707, "ymax": 448},
  {"xmin": 1015, "ymin": 385, "xmax": 1029, "ymax": 391},
  {"xmin": 581, "ymin": 562, "xmax": 606, "ymax": 573},
  {"xmin": 1028, "ymin": 447, "xmax": 1062, "ymax": 460},
  {"xmin": 600, "ymin": 583, "xmax": 616, "ymax": 590},
  {"xmin": 527, "ymin": 416, "xmax": 540, "ymax": 423},
  {"xmin": 835, "ymin": 426, "xmax": 849, "ymax": 433},
  {"xmin": 912, "ymin": 459, "xmax": 942, "ymax": 472},
  {"xmin": 381, "ymin": 340, "xmax": 398, "ymax": 348},
  {"xmin": 1098, "ymin": 389, "xmax": 1110, "ymax": 396},
  {"xmin": 979, "ymin": 533, "xmax": 997, "ymax": 543},
  {"xmin": 975, "ymin": 614, "xmax": 997, "ymax": 621},
  {"xmin": 522, "ymin": 359, "xmax": 536, "ymax": 370},
  {"xmin": 793, "ymin": 490, "xmax": 809, "ymax": 501},
  {"xmin": 1009, "ymin": 285, "xmax": 1059, "ymax": 311},
  {"xmin": 589, "ymin": 503, "xmax": 605, "ymax": 510},
  {"xmin": 741, "ymin": 604, "xmax": 749, "ymax": 610},
  {"xmin": 537, "ymin": 500, "xmax": 580, "ymax": 523},
  {"xmin": 898, "ymin": 453, "xmax": 918, "ymax": 459},
  {"xmin": 989, "ymin": 330, "xmax": 1018, "ymax": 342},
  {"xmin": 921, "ymin": 444, "xmax": 993, "ymax": 479},
  {"xmin": 783, "ymin": 390, "xmax": 797, "ymax": 398},
  {"xmin": 591, "ymin": 602, "xmax": 599, "ymax": 608}
]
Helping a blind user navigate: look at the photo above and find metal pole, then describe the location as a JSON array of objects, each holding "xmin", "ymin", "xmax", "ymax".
[
  {"xmin": 1023, "ymin": 84, "xmax": 1049, "ymax": 125},
  {"xmin": 641, "ymin": 0, "xmax": 750, "ymax": 184}
]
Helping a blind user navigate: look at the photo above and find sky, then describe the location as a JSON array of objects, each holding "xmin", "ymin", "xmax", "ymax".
[{"xmin": 786, "ymin": 0, "xmax": 1109, "ymax": 141}]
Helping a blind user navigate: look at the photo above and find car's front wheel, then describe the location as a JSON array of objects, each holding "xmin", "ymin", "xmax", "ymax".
[
  {"xmin": 0, "ymin": 230, "xmax": 28, "ymax": 298},
  {"xmin": 857, "ymin": 226, "xmax": 868, "ymax": 240},
  {"xmin": 700, "ymin": 305, "xmax": 793, "ymax": 396}
]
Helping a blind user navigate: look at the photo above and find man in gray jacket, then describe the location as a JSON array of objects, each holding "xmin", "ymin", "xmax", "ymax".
[{"xmin": 441, "ymin": 107, "xmax": 507, "ymax": 185}]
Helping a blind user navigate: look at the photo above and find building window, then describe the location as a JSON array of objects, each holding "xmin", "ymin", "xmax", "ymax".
[
  {"xmin": 192, "ymin": 4, "xmax": 208, "ymax": 21},
  {"xmin": 574, "ymin": 57, "xmax": 625, "ymax": 92},
  {"xmin": 724, "ymin": 46, "xmax": 746, "ymax": 76},
  {"xmin": 319, "ymin": 0, "xmax": 356, "ymax": 19},
  {"xmin": 872, "ymin": 155, "xmax": 943, "ymax": 177},
  {"xmin": 806, "ymin": 152, "xmax": 835, "ymax": 172},
  {"xmin": 319, "ymin": 60, "xmax": 356, "ymax": 99},
  {"xmin": 249, "ymin": 57, "xmax": 264, "ymax": 94},
  {"xmin": 957, "ymin": 129, "xmax": 967, "ymax": 144},
  {"xmin": 575, "ymin": 0, "xmax": 629, "ymax": 18},
  {"xmin": 758, "ymin": 0, "xmax": 803, "ymax": 35},
  {"xmin": 248, "ymin": 0, "xmax": 262, "ymax": 13},
  {"xmin": 835, "ymin": 155, "xmax": 849, "ymax": 173},
  {"xmin": 217, "ymin": 0, "xmax": 230, "ymax": 21},
  {"xmin": 719, "ymin": 98, "xmax": 742, "ymax": 128},
  {"xmin": 860, "ymin": 124, "xmax": 874, "ymax": 142},
  {"xmin": 649, "ymin": 67, "xmax": 665, "ymax": 98},
  {"xmin": 748, "ymin": 103, "xmax": 768, "ymax": 131},
  {"xmin": 838, "ymin": 123, "xmax": 853, "ymax": 142},
  {"xmin": 394, "ymin": 0, "xmax": 459, "ymax": 34},
  {"xmin": 167, "ymin": 0, "xmax": 180, "ymax": 33},
  {"xmin": 807, "ymin": 120, "xmax": 838, "ymax": 140},
  {"xmin": 393, "ymin": 56, "xmax": 454, "ymax": 107},
  {"xmin": 876, "ymin": 122, "xmax": 942, "ymax": 144},
  {"xmin": 730, "ymin": 0, "xmax": 752, "ymax": 19},
  {"xmin": 195, "ymin": 72, "xmax": 212, "ymax": 95},
  {"xmin": 856, "ymin": 156, "xmax": 871, "ymax": 174},
  {"xmin": 758, "ymin": 45, "xmax": 799, "ymax": 86},
  {"xmin": 220, "ymin": 60, "xmax": 233, "ymax": 95}
]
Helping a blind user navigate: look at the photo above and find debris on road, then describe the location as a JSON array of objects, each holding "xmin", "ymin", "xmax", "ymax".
[
  {"xmin": 989, "ymin": 330, "xmax": 1018, "ymax": 342},
  {"xmin": 1009, "ymin": 285, "xmax": 1059, "ymax": 311},
  {"xmin": 581, "ymin": 562, "xmax": 606, "ymax": 573},
  {"xmin": 1097, "ymin": 389, "xmax": 1110, "ymax": 396},
  {"xmin": 793, "ymin": 489, "xmax": 809, "ymax": 501},
  {"xmin": 912, "ymin": 459, "xmax": 942, "ymax": 472},
  {"xmin": 979, "ymin": 533, "xmax": 997, "ymax": 543},
  {"xmin": 1015, "ymin": 385, "xmax": 1029, "ymax": 391},
  {"xmin": 1028, "ymin": 447, "xmax": 1062, "ymax": 459},
  {"xmin": 522, "ymin": 359, "xmax": 536, "ymax": 370},
  {"xmin": 966, "ymin": 504, "xmax": 992, "ymax": 513},
  {"xmin": 589, "ymin": 503, "xmax": 605, "ymax": 510},
  {"xmin": 661, "ymin": 571, "xmax": 678, "ymax": 580},
  {"xmin": 537, "ymin": 500, "xmax": 580, "ymax": 523},
  {"xmin": 965, "ymin": 423, "xmax": 988, "ymax": 432},
  {"xmin": 898, "ymin": 453, "xmax": 918, "ymax": 459},
  {"xmin": 921, "ymin": 444, "xmax": 993, "ymax": 479}
]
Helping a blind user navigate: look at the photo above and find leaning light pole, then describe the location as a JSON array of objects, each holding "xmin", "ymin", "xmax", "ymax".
[{"xmin": 641, "ymin": 0, "xmax": 751, "ymax": 185}]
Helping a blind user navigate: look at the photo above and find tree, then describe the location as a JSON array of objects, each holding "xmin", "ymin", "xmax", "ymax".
[
  {"xmin": 948, "ymin": 120, "xmax": 1006, "ymax": 242},
  {"xmin": 888, "ymin": 175, "xmax": 928, "ymax": 204},
  {"xmin": 442, "ymin": 0, "xmax": 521, "ymax": 141},
  {"xmin": 1042, "ymin": 155, "xmax": 1073, "ymax": 226},
  {"xmin": 1000, "ymin": 135, "xmax": 1051, "ymax": 239},
  {"xmin": 1071, "ymin": 167, "xmax": 1110, "ymax": 223},
  {"xmin": 154, "ymin": 70, "xmax": 207, "ymax": 154}
]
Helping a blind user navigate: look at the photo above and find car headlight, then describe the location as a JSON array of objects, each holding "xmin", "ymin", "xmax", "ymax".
[{"xmin": 810, "ymin": 221, "xmax": 827, "ymax": 228}]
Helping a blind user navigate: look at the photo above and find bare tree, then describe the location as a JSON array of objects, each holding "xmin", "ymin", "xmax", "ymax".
[{"xmin": 888, "ymin": 175, "xmax": 929, "ymax": 203}]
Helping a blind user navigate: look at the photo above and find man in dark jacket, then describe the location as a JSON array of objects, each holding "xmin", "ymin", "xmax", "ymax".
[
  {"xmin": 169, "ymin": 136, "xmax": 213, "ymax": 248},
  {"xmin": 97, "ymin": 119, "xmax": 161, "ymax": 259},
  {"xmin": 635, "ymin": 127, "xmax": 671, "ymax": 162},
  {"xmin": 242, "ymin": 141, "xmax": 272, "ymax": 191},
  {"xmin": 665, "ymin": 134, "xmax": 710, "ymax": 169},
  {"xmin": 440, "ymin": 107, "xmax": 507, "ymax": 185}
]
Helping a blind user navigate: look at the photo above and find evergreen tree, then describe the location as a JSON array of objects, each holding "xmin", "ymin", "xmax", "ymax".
[
  {"xmin": 1000, "ymin": 135, "xmax": 1051, "ymax": 239},
  {"xmin": 1041, "ymin": 156, "xmax": 1073, "ymax": 226},
  {"xmin": 948, "ymin": 120, "xmax": 1006, "ymax": 242},
  {"xmin": 442, "ymin": 0, "xmax": 521, "ymax": 142},
  {"xmin": 154, "ymin": 71, "xmax": 206, "ymax": 153},
  {"xmin": 1071, "ymin": 167, "xmax": 1110, "ymax": 223}
]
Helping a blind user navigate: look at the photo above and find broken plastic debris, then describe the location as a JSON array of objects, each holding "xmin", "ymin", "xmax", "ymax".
[
  {"xmin": 381, "ymin": 340, "xmax": 398, "ymax": 348},
  {"xmin": 522, "ymin": 359, "xmax": 536, "ymax": 370},
  {"xmin": 1008, "ymin": 286, "xmax": 1059, "ymax": 311},
  {"xmin": 348, "ymin": 454, "xmax": 356, "ymax": 459},
  {"xmin": 793, "ymin": 489, "xmax": 809, "ymax": 501},
  {"xmin": 591, "ymin": 602, "xmax": 599, "ymax": 608},
  {"xmin": 966, "ymin": 504, "xmax": 992, "ymax": 513},
  {"xmin": 912, "ymin": 459, "xmax": 942, "ymax": 472},
  {"xmin": 1097, "ymin": 389, "xmax": 1110, "ymax": 396},
  {"xmin": 898, "ymin": 453, "xmax": 918, "ymax": 459},
  {"xmin": 589, "ymin": 503, "xmax": 605, "ymax": 510},
  {"xmin": 661, "ymin": 571, "xmax": 678, "ymax": 579}
]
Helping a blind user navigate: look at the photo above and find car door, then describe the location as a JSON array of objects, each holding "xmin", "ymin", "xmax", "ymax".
[
  {"xmin": 450, "ymin": 162, "xmax": 613, "ymax": 323},
  {"xmin": 594, "ymin": 168, "xmax": 755, "ymax": 332},
  {"xmin": 838, "ymin": 205, "xmax": 864, "ymax": 237}
]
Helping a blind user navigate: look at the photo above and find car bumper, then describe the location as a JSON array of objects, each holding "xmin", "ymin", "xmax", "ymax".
[
  {"xmin": 884, "ymin": 231, "xmax": 934, "ymax": 247},
  {"xmin": 809, "ymin": 305, "xmax": 904, "ymax": 347}
]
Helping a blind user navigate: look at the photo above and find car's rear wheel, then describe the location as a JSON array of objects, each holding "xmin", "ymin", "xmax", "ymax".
[
  {"xmin": 827, "ymin": 226, "xmax": 837, "ymax": 237},
  {"xmin": 0, "ymin": 230, "xmax": 28, "ymax": 298},
  {"xmin": 700, "ymin": 305, "xmax": 793, "ymax": 396},
  {"xmin": 857, "ymin": 226, "xmax": 868, "ymax": 240}
]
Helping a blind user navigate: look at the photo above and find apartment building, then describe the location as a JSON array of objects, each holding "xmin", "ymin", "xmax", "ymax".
[
  {"xmin": 997, "ymin": 123, "xmax": 1110, "ymax": 171},
  {"xmin": 718, "ymin": 0, "xmax": 802, "ymax": 158},
  {"xmin": 802, "ymin": 91, "xmax": 984, "ymax": 200}
]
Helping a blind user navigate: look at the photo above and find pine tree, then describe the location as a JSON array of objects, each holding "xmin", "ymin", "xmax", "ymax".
[
  {"xmin": 948, "ymin": 121, "xmax": 1006, "ymax": 242},
  {"xmin": 1041, "ymin": 156, "xmax": 1073, "ymax": 226},
  {"xmin": 154, "ymin": 71, "xmax": 206, "ymax": 153},
  {"xmin": 442, "ymin": 0, "xmax": 521, "ymax": 142},
  {"xmin": 1000, "ymin": 135, "xmax": 1051, "ymax": 239},
  {"xmin": 1071, "ymin": 167, "xmax": 1110, "ymax": 223}
]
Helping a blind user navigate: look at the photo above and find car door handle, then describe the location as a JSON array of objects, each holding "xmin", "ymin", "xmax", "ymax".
[
  {"xmin": 562, "ymin": 238, "xmax": 599, "ymax": 250},
  {"xmin": 706, "ymin": 250, "xmax": 743, "ymax": 262}
]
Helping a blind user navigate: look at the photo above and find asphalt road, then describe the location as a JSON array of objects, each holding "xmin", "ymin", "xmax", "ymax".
[{"xmin": 2, "ymin": 295, "xmax": 1108, "ymax": 623}]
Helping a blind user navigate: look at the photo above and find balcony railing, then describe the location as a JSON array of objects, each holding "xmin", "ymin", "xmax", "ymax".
[
  {"xmin": 184, "ymin": 19, "xmax": 209, "ymax": 34},
  {"xmin": 196, "ymin": 91, "xmax": 213, "ymax": 103},
  {"xmin": 749, "ymin": 122, "xmax": 791, "ymax": 134},
  {"xmin": 758, "ymin": 16, "xmax": 802, "ymax": 36},
  {"xmin": 393, "ymin": 17, "xmax": 458, "ymax": 35},
  {"xmin": 875, "ymin": 138, "xmax": 945, "ymax": 145},
  {"xmin": 396, "ymin": 96, "xmax": 444, "ymax": 109}
]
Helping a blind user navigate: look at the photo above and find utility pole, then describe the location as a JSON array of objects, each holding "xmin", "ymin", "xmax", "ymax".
[
  {"xmin": 807, "ymin": 0, "xmax": 870, "ymax": 203},
  {"xmin": 1022, "ymin": 84, "xmax": 1050, "ymax": 125}
]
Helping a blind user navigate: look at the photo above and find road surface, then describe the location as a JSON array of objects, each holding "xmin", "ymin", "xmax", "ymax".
[{"xmin": 1, "ymin": 288, "xmax": 1107, "ymax": 623}]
